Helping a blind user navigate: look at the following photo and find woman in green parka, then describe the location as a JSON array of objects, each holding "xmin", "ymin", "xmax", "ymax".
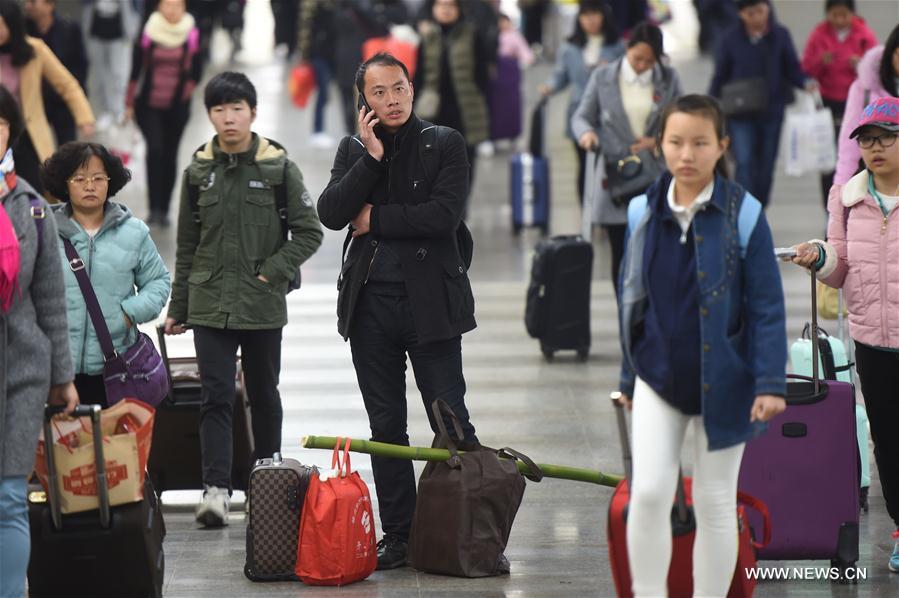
[
  {"xmin": 415, "ymin": 0, "xmax": 490, "ymax": 203},
  {"xmin": 43, "ymin": 142, "xmax": 171, "ymax": 407}
]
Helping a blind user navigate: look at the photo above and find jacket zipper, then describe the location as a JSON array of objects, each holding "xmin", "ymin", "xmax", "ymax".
[
  {"xmin": 881, "ymin": 213, "xmax": 890, "ymax": 343},
  {"xmin": 363, "ymin": 246, "xmax": 380, "ymax": 284},
  {"xmin": 79, "ymin": 237, "xmax": 95, "ymax": 373},
  {"xmin": 362, "ymin": 138, "xmax": 396, "ymax": 285}
]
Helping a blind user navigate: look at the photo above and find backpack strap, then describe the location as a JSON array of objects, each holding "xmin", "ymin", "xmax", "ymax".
[
  {"xmin": 626, "ymin": 189, "xmax": 760, "ymax": 258},
  {"xmin": 626, "ymin": 194, "xmax": 649, "ymax": 238},
  {"xmin": 27, "ymin": 194, "xmax": 45, "ymax": 250},
  {"xmin": 418, "ymin": 124, "xmax": 441, "ymax": 186},
  {"xmin": 736, "ymin": 192, "xmax": 762, "ymax": 258},
  {"xmin": 61, "ymin": 238, "xmax": 117, "ymax": 361}
]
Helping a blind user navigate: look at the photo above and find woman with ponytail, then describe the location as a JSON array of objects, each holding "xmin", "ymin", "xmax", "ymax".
[
  {"xmin": 0, "ymin": 83, "xmax": 77, "ymax": 598},
  {"xmin": 617, "ymin": 94, "xmax": 787, "ymax": 596}
]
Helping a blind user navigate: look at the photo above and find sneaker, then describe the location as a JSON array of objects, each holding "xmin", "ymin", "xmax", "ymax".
[
  {"xmin": 890, "ymin": 530, "xmax": 899, "ymax": 573},
  {"xmin": 195, "ymin": 486, "xmax": 230, "ymax": 527},
  {"xmin": 309, "ymin": 132, "xmax": 334, "ymax": 149},
  {"xmin": 376, "ymin": 535, "xmax": 407, "ymax": 570}
]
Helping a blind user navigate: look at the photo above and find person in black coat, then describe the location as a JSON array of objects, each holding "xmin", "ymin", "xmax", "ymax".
[
  {"xmin": 24, "ymin": 0, "xmax": 88, "ymax": 145},
  {"xmin": 317, "ymin": 52, "xmax": 480, "ymax": 573}
]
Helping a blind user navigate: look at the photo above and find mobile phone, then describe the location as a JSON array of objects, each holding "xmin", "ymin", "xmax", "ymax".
[
  {"xmin": 774, "ymin": 247, "xmax": 797, "ymax": 259},
  {"xmin": 357, "ymin": 93, "xmax": 371, "ymax": 113}
]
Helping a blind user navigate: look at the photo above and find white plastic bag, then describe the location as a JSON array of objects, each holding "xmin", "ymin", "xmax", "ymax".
[
  {"xmin": 784, "ymin": 90, "xmax": 836, "ymax": 177},
  {"xmin": 103, "ymin": 120, "xmax": 146, "ymax": 191}
]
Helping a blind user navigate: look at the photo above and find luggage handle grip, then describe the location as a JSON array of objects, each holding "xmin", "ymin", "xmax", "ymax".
[
  {"xmin": 331, "ymin": 437, "xmax": 352, "ymax": 476},
  {"xmin": 42, "ymin": 404, "xmax": 111, "ymax": 530},
  {"xmin": 737, "ymin": 491, "xmax": 772, "ymax": 549},
  {"xmin": 785, "ymin": 374, "xmax": 830, "ymax": 405},
  {"xmin": 497, "ymin": 447, "xmax": 544, "ymax": 482}
]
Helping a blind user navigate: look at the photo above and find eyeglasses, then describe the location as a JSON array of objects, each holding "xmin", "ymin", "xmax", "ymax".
[
  {"xmin": 857, "ymin": 132, "xmax": 898, "ymax": 149},
  {"xmin": 67, "ymin": 174, "xmax": 110, "ymax": 186}
]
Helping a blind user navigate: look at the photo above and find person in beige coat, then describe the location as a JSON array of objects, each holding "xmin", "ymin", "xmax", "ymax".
[{"xmin": 0, "ymin": 0, "xmax": 94, "ymax": 195}]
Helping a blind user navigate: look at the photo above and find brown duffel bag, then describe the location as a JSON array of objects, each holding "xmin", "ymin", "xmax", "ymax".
[{"xmin": 407, "ymin": 400, "xmax": 543, "ymax": 577}]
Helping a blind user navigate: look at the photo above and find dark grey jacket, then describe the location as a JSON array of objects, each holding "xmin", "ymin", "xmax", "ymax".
[
  {"xmin": 571, "ymin": 57, "xmax": 682, "ymax": 225},
  {"xmin": 1, "ymin": 181, "xmax": 73, "ymax": 477}
]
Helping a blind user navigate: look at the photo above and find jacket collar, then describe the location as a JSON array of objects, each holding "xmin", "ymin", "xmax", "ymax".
[
  {"xmin": 647, "ymin": 173, "xmax": 732, "ymax": 215},
  {"xmin": 52, "ymin": 201, "xmax": 130, "ymax": 240},
  {"xmin": 603, "ymin": 56, "xmax": 668, "ymax": 89},
  {"xmin": 376, "ymin": 113, "xmax": 420, "ymax": 149},
  {"xmin": 842, "ymin": 169, "xmax": 872, "ymax": 207},
  {"xmin": 195, "ymin": 133, "xmax": 286, "ymax": 165}
]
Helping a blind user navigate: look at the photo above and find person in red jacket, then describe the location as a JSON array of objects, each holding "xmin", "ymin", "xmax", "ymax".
[{"xmin": 802, "ymin": 0, "xmax": 877, "ymax": 207}]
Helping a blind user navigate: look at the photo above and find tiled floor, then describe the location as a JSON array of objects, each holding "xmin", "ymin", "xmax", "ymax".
[{"xmin": 73, "ymin": 2, "xmax": 899, "ymax": 596}]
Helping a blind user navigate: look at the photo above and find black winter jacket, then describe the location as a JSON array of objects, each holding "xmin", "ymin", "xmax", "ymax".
[{"xmin": 317, "ymin": 114, "xmax": 475, "ymax": 344}]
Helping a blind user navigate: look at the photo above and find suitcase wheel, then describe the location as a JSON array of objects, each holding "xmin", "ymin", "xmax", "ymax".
[
  {"xmin": 541, "ymin": 346, "xmax": 554, "ymax": 361},
  {"xmin": 577, "ymin": 347, "xmax": 589, "ymax": 362},
  {"xmin": 540, "ymin": 225, "xmax": 549, "ymax": 237},
  {"xmin": 513, "ymin": 223, "xmax": 522, "ymax": 235}
]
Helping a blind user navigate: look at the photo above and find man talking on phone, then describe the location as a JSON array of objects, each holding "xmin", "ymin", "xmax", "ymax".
[{"xmin": 318, "ymin": 52, "xmax": 480, "ymax": 571}]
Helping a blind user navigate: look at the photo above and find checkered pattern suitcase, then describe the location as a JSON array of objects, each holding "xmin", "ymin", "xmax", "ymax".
[{"xmin": 244, "ymin": 453, "xmax": 315, "ymax": 581}]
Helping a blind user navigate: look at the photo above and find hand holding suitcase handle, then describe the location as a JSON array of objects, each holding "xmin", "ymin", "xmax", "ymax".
[{"xmin": 42, "ymin": 404, "xmax": 111, "ymax": 531}]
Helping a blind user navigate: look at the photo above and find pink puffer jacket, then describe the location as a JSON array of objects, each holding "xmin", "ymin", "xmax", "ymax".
[
  {"xmin": 834, "ymin": 46, "xmax": 892, "ymax": 184},
  {"xmin": 816, "ymin": 171, "xmax": 899, "ymax": 349}
]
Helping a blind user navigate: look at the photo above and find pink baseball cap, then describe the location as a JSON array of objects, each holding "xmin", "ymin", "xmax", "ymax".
[{"xmin": 850, "ymin": 97, "xmax": 899, "ymax": 139}]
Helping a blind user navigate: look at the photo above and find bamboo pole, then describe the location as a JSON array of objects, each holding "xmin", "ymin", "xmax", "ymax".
[{"xmin": 301, "ymin": 435, "xmax": 622, "ymax": 488}]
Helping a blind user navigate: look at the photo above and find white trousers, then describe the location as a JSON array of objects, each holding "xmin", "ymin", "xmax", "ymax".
[
  {"xmin": 87, "ymin": 37, "xmax": 131, "ymax": 119},
  {"xmin": 626, "ymin": 377, "xmax": 745, "ymax": 598}
]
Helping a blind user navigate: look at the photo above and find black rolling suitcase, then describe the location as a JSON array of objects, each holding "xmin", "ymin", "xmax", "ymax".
[
  {"xmin": 148, "ymin": 325, "xmax": 255, "ymax": 492},
  {"xmin": 524, "ymin": 152, "xmax": 596, "ymax": 360},
  {"xmin": 244, "ymin": 453, "xmax": 316, "ymax": 581},
  {"xmin": 28, "ymin": 405, "xmax": 165, "ymax": 598}
]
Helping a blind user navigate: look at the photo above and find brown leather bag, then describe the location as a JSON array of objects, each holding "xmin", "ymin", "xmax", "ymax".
[{"xmin": 407, "ymin": 400, "xmax": 543, "ymax": 577}]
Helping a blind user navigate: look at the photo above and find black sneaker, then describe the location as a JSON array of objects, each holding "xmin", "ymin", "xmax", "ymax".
[{"xmin": 376, "ymin": 535, "xmax": 408, "ymax": 570}]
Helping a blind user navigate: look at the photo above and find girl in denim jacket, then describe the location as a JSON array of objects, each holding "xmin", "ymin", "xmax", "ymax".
[{"xmin": 617, "ymin": 95, "xmax": 787, "ymax": 596}]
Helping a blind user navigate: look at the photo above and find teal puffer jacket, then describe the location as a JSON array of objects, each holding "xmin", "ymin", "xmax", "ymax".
[{"xmin": 53, "ymin": 202, "xmax": 171, "ymax": 376}]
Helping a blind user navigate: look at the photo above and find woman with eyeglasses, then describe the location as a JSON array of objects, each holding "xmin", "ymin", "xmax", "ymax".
[
  {"xmin": 788, "ymin": 96, "xmax": 899, "ymax": 574},
  {"xmin": 41, "ymin": 141, "xmax": 170, "ymax": 407}
]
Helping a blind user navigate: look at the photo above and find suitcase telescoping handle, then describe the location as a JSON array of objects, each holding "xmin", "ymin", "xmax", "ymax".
[
  {"xmin": 582, "ymin": 151, "xmax": 600, "ymax": 242},
  {"xmin": 809, "ymin": 267, "xmax": 821, "ymax": 394},
  {"xmin": 610, "ymin": 392, "xmax": 689, "ymax": 524},
  {"xmin": 156, "ymin": 324, "xmax": 173, "ymax": 402},
  {"xmin": 43, "ymin": 404, "xmax": 111, "ymax": 530}
]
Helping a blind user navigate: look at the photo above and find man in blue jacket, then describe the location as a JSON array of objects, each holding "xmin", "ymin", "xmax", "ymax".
[{"xmin": 709, "ymin": 0, "xmax": 815, "ymax": 207}]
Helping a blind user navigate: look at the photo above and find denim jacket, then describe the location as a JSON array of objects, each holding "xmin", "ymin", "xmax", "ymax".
[{"xmin": 618, "ymin": 174, "xmax": 787, "ymax": 450}]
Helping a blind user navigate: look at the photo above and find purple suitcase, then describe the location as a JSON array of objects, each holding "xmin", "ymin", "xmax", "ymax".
[{"xmin": 738, "ymin": 272, "xmax": 859, "ymax": 574}]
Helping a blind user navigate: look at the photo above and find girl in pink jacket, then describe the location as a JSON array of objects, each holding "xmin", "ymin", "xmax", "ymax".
[
  {"xmin": 793, "ymin": 96, "xmax": 899, "ymax": 574},
  {"xmin": 801, "ymin": 0, "xmax": 877, "ymax": 207},
  {"xmin": 834, "ymin": 24, "xmax": 899, "ymax": 186}
]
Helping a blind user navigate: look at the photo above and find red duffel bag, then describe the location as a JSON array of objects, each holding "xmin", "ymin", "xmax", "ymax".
[
  {"xmin": 295, "ymin": 437, "xmax": 377, "ymax": 586},
  {"xmin": 288, "ymin": 62, "xmax": 316, "ymax": 108}
]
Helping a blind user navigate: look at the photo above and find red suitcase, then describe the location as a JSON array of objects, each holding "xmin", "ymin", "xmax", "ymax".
[{"xmin": 607, "ymin": 394, "xmax": 770, "ymax": 597}]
